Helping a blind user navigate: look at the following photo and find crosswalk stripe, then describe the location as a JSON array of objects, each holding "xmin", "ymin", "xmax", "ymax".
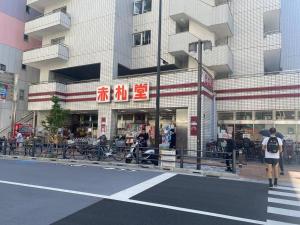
[
  {"xmin": 267, "ymin": 220, "xmax": 300, "ymax": 225},
  {"xmin": 268, "ymin": 197, "xmax": 300, "ymax": 207},
  {"xmin": 269, "ymin": 190, "xmax": 300, "ymax": 198},
  {"xmin": 268, "ymin": 207, "xmax": 300, "ymax": 218},
  {"xmin": 274, "ymin": 186, "xmax": 300, "ymax": 193}
]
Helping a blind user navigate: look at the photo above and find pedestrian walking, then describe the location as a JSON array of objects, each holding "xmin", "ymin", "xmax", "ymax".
[
  {"xmin": 279, "ymin": 139, "xmax": 285, "ymax": 175},
  {"xmin": 16, "ymin": 130, "xmax": 24, "ymax": 151},
  {"xmin": 262, "ymin": 128, "xmax": 283, "ymax": 188},
  {"xmin": 225, "ymin": 138, "xmax": 235, "ymax": 172}
]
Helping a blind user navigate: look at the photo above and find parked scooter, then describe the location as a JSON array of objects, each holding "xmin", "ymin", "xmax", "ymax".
[{"xmin": 125, "ymin": 138, "xmax": 157, "ymax": 165}]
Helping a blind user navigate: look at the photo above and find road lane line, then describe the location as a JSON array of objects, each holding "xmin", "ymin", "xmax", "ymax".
[
  {"xmin": 110, "ymin": 172, "xmax": 176, "ymax": 200},
  {"xmin": 0, "ymin": 180, "xmax": 108, "ymax": 198},
  {"xmin": 268, "ymin": 197, "xmax": 300, "ymax": 207},
  {"xmin": 267, "ymin": 220, "xmax": 300, "ymax": 225},
  {"xmin": 126, "ymin": 199, "xmax": 266, "ymax": 225},
  {"xmin": 268, "ymin": 207, "xmax": 300, "ymax": 218},
  {"xmin": 269, "ymin": 191, "xmax": 300, "ymax": 199},
  {"xmin": 274, "ymin": 186, "xmax": 300, "ymax": 193},
  {"xmin": 0, "ymin": 178, "xmax": 266, "ymax": 225}
]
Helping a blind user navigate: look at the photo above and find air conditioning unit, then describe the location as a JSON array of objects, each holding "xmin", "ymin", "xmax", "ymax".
[{"xmin": 0, "ymin": 64, "xmax": 6, "ymax": 73}]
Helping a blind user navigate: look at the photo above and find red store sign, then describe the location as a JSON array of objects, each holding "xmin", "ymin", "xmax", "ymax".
[{"xmin": 97, "ymin": 82, "xmax": 150, "ymax": 103}]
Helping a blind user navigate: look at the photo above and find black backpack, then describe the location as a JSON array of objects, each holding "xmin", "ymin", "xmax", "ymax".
[{"xmin": 267, "ymin": 137, "xmax": 279, "ymax": 153}]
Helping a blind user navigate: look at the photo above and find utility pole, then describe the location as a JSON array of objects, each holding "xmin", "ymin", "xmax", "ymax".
[
  {"xmin": 11, "ymin": 74, "xmax": 19, "ymax": 138},
  {"xmin": 196, "ymin": 41, "xmax": 203, "ymax": 170},
  {"xmin": 155, "ymin": 0, "xmax": 162, "ymax": 151}
]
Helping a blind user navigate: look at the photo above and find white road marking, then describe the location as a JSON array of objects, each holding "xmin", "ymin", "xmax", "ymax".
[
  {"xmin": 268, "ymin": 207, "xmax": 300, "ymax": 218},
  {"xmin": 267, "ymin": 220, "xmax": 300, "ymax": 225},
  {"xmin": 268, "ymin": 197, "xmax": 300, "ymax": 207},
  {"xmin": 110, "ymin": 172, "xmax": 176, "ymax": 200},
  {"xmin": 125, "ymin": 199, "xmax": 266, "ymax": 225},
  {"xmin": 269, "ymin": 191, "xmax": 300, "ymax": 199},
  {"xmin": 274, "ymin": 186, "xmax": 300, "ymax": 193},
  {"xmin": 0, "ymin": 178, "xmax": 266, "ymax": 225}
]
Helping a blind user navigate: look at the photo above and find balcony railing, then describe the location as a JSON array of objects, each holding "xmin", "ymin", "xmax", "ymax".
[
  {"xmin": 170, "ymin": 0, "xmax": 233, "ymax": 38},
  {"xmin": 23, "ymin": 43, "xmax": 69, "ymax": 67},
  {"xmin": 169, "ymin": 32, "xmax": 233, "ymax": 73},
  {"xmin": 25, "ymin": 11, "xmax": 71, "ymax": 38},
  {"xmin": 27, "ymin": 0, "xmax": 62, "ymax": 12}
]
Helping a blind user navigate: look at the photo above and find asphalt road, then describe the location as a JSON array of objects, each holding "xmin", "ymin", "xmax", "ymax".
[{"xmin": 0, "ymin": 159, "xmax": 299, "ymax": 225}]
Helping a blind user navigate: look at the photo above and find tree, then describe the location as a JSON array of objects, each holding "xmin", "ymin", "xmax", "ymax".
[{"xmin": 42, "ymin": 96, "xmax": 70, "ymax": 135}]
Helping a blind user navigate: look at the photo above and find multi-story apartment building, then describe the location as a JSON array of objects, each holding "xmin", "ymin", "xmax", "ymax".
[
  {"xmin": 25, "ymin": 0, "xmax": 300, "ymax": 149},
  {"xmin": 0, "ymin": 0, "xmax": 41, "ymax": 136}
]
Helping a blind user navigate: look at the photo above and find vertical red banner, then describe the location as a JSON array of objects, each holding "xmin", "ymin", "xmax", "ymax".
[{"xmin": 190, "ymin": 116, "xmax": 198, "ymax": 136}]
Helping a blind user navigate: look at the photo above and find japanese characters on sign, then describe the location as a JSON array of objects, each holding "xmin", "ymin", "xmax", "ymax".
[
  {"xmin": 133, "ymin": 83, "xmax": 150, "ymax": 101},
  {"xmin": 114, "ymin": 84, "xmax": 129, "ymax": 102},
  {"xmin": 202, "ymin": 70, "xmax": 213, "ymax": 90},
  {"xmin": 97, "ymin": 83, "xmax": 150, "ymax": 103},
  {"xmin": 96, "ymin": 85, "xmax": 111, "ymax": 103}
]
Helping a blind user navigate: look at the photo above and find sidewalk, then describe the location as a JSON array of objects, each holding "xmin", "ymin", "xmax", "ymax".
[{"xmin": 239, "ymin": 162, "xmax": 300, "ymax": 186}]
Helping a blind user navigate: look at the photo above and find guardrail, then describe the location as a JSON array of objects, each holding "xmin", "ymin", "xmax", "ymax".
[{"xmin": 0, "ymin": 138, "xmax": 241, "ymax": 173}]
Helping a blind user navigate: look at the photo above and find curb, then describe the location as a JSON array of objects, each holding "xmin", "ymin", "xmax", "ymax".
[{"xmin": 0, "ymin": 154, "xmax": 238, "ymax": 179}]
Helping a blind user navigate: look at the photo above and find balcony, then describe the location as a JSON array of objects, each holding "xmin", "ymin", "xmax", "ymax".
[
  {"xmin": 27, "ymin": 0, "xmax": 62, "ymax": 12},
  {"xmin": 170, "ymin": 0, "xmax": 233, "ymax": 38},
  {"xmin": 264, "ymin": 32, "xmax": 281, "ymax": 51},
  {"xmin": 169, "ymin": 32, "xmax": 233, "ymax": 73},
  {"xmin": 28, "ymin": 82, "xmax": 67, "ymax": 111},
  {"xmin": 203, "ymin": 45, "xmax": 233, "ymax": 74},
  {"xmin": 23, "ymin": 43, "xmax": 69, "ymax": 67},
  {"xmin": 25, "ymin": 11, "xmax": 71, "ymax": 38}
]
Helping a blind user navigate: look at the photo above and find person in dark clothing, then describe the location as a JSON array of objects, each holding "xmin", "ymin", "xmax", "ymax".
[
  {"xmin": 137, "ymin": 130, "xmax": 149, "ymax": 148},
  {"xmin": 279, "ymin": 139, "xmax": 285, "ymax": 175},
  {"xmin": 225, "ymin": 138, "xmax": 236, "ymax": 172},
  {"xmin": 169, "ymin": 129, "xmax": 176, "ymax": 149},
  {"xmin": 0, "ymin": 136, "xmax": 4, "ymax": 152}
]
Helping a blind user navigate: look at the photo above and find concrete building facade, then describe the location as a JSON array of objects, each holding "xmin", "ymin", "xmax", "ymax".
[
  {"xmin": 0, "ymin": 0, "xmax": 41, "ymax": 135},
  {"xmin": 25, "ymin": 0, "xmax": 300, "ymax": 148}
]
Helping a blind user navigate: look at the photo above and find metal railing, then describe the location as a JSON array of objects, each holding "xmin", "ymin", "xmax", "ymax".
[{"xmin": 0, "ymin": 138, "xmax": 239, "ymax": 173}]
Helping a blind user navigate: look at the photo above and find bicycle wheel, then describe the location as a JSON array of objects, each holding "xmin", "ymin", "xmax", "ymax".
[
  {"xmin": 112, "ymin": 147, "xmax": 127, "ymax": 161},
  {"xmin": 87, "ymin": 148, "xmax": 99, "ymax": 161}
]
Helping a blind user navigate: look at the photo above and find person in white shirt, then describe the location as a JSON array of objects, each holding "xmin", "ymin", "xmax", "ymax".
[
  {"xmin": 262, "ymin": 128, "xmax": 283, "ymax": 188},
  {"xmin": 16, "ymin": 131, "xmax": 24, "ymax": 148}
]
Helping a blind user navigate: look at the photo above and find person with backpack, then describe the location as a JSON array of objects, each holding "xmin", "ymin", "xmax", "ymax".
[{"xmin": 262, "ymin": 128, "xmax": 283, "ymax": 188}]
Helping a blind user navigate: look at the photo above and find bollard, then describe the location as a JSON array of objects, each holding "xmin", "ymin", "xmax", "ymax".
[
  {"xmin": 3, "ymin": 139, "xmax": 7, "ymax": 155},
  {"xmin": 180, "ymin": 149, "xmax": 184, "ymax": 168},
  {"xmin": 232, "ymin": 149, "xmax": 237, "ymax": 174},
  {"xmin": 136, "ymin": 145, "xmax": 140, "ymax": 164},
  {"xmin": 97, "ymin": 144, "xmax": 101, "ymax": 161},
  {"xmin": 32, "ymin": 139, "xmax": 36, "ymax": 157},
  {"xmin": 62, "ymin": 144, "xmax": 66, "ymax": 159}
]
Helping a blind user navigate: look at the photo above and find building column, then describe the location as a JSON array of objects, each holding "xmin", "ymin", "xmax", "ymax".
[{"xmin": 98, "ymin": 106, "xmax": 115, "ymax": 140}]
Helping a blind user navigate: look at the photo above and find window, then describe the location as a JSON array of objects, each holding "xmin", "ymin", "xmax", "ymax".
[
  {"xmin": 142, "ymin": 30, "xmax": 151, "ymax": 45},
  {"xmin": 0, "ymin": 64, "xmax": 6, "ymax": 72},
  {"xmin": 19, "ymin": 90, "xmax": 25, "ymax": 100},
  {"xmin": 23, "ymin": 34, "xmax": 29, "ymax": 42},
  {"xmin": 21, "ymin": 64, "xmax": 27, "ymax": 70},
  {"xmin": 236, "ymin": 112, "xmax": 252, "ymax": 120},
  {"xmin": 255, "ymin": 111, "xmax": 272, "ymax": 120},
  {"xmin": 189, "ymin": 42, "xmax": 198, "ymax": 52},
  {"xmin": 26, "ymin": 6, "xmax": 31, "ymax": 14},
  {"xmin": 133, "ymin": 0, "xmax": 152, "ymax": 15},
  {"xmin": 218, "ymin": 112, "xmax": 234, "ymax": 120},
  {"xmin": 51, "ymin": 37, "xmax": 65, "ymax": 45},
  {"xmin": 133, "ymin": 30, "xmax": 151, "ymax": 47},
  {"xmin": 276, "ymin": 111, "xmax": 295, "ymax": 120},
  {"xmin": 133, "ymin": 33, "xmax": 142, "ymax": 46},
  {"xmin": 143, "ymin": 0, "xmax": 152, "ymax": 13}
]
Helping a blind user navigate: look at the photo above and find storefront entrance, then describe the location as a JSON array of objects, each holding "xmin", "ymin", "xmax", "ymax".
[
  {"xmin": 70, "ymin": 112, "xmax": 98, "ymax": 138},
  {"xmin": 115, "ymin": 108, "xmax": 188, "ymax": 149}
]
